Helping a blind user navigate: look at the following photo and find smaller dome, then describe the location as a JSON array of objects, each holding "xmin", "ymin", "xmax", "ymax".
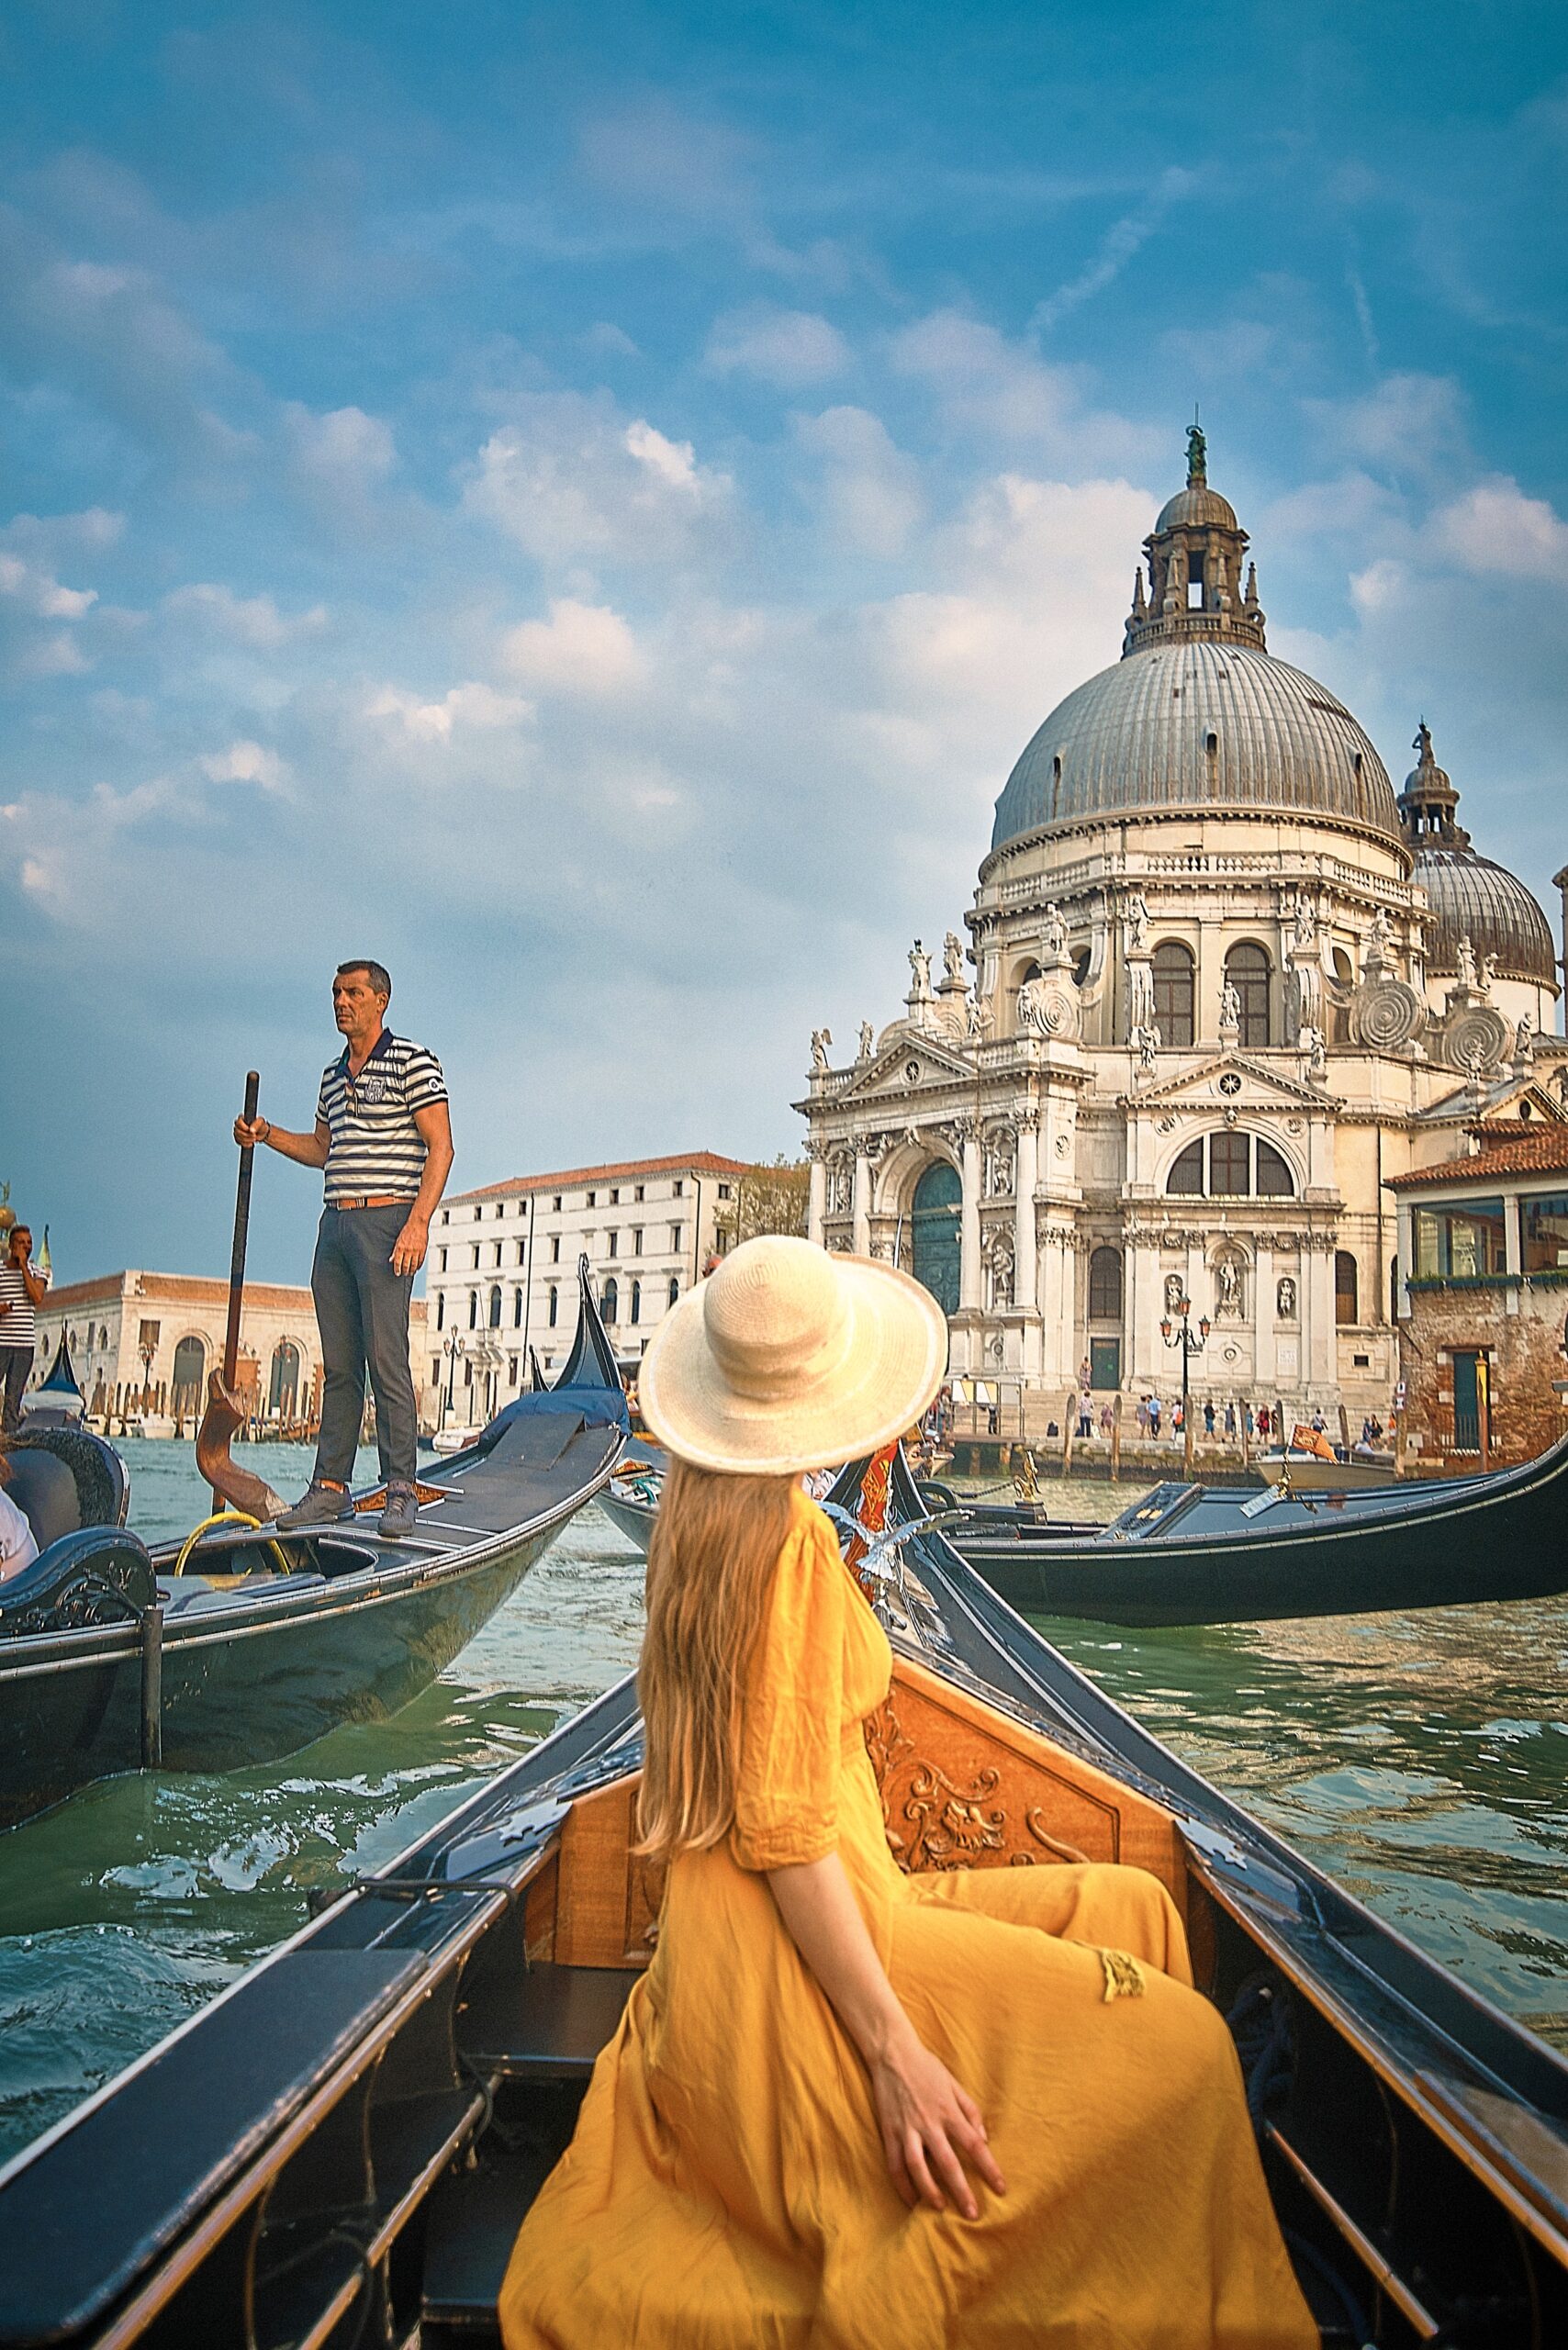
[
  {"xmin": 1155, "ymin": 484, "xmax": 1238, "ymax": 533},
  {"xmin": 1415, "ymin": 847, "xmax": 1557, "ymax": 985}
]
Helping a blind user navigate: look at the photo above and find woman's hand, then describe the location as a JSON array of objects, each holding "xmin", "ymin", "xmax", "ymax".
[
  {"xmin": 764, "ymin": 1852, "xmax": 1005, "ymax": 2221},
  {"xmin": 869, "ymin": 2024, "xmax": 1006, "ymax": 2220}
]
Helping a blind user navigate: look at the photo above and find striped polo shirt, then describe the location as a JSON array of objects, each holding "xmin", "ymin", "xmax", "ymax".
[
  {"xmin": 0, "ymin": 1258, "xmax": 48, "ymax": 1347},
  {"xmin": 317, "ymin": 1031, "xmax": 448, "ymax": 1205}
]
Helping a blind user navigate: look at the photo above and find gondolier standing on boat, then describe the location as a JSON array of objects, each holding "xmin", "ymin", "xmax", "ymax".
[
  {"xmin": 0, "ymin": 1226, "xmax": 49, "ymax": 1432},
  {"xmin": 234, "ymin": 959, "xmax": 453, "ymax": 1539}
]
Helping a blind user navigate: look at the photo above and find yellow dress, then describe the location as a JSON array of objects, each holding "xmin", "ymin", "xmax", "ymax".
[{"xmin": 501, "ymin": 1489, "xmax": 1316, "ymax": 2348}]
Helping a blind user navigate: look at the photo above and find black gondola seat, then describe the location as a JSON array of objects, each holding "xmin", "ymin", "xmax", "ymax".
[
  {"xmin": 422, "ymin": 1964, "xmax": 633, "ymax": 2345},
  {"xmin": 5, "ymin": 1446, "xmax": 80, "ymax": 1551},
  {"xmin": 8, "ymin": 1426, "xmax": 127, "ymax": 1530}
]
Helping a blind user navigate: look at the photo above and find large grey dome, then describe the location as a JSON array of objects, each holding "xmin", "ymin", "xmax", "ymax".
[
  {"xmin": 990, "ymin": 641, "xmax": 1402, "ymax": 855},
  {"xmin": 1414, "ymin": 847, "xmax": 1556, "ymax": 984}
]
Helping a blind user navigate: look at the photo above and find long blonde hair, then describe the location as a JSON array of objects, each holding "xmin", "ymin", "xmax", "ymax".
[{"xmin": 636, "ymin": 1459, "xmax": 796, "ymax": 1862}]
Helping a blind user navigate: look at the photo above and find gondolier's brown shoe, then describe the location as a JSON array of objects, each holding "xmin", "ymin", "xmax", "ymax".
[
  {"xmin": 276, "ymin": 1482, "xmax": 353, "ymax": 1530},
  {"xmin": 378, "ymin": 1482, "xmax": 419, "ymax": 1540}
]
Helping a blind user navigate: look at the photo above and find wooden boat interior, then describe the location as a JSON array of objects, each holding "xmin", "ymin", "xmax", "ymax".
[{"xmin": 3, "ymin": 1586, "xmax": 1565, "ymax": 2350}]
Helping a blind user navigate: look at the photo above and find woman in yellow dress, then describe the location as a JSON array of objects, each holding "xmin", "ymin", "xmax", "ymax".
[{"xmin": 501, "ymin": 1237, "xmax": 1316, "ymax": 2347}]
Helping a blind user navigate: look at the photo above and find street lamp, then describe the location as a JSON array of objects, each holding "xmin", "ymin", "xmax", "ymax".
[
  {"xmin": 1159, "ymin": 1293, "xmax": 1211, "ymax": 1478},
  {"xmin": 440, "ymin": 1333, "xmax": 465, "ymax": 1430}
]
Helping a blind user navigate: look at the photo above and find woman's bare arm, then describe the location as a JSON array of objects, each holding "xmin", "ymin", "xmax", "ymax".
[{"xmin": 767, "ymin": 1852, "xmax": 1006, "ymax": 2219}]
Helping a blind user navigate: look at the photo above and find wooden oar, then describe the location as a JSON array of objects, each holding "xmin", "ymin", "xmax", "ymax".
[{"xmin": 195, "ymin": 1070, "xmax": 286, "ymax": 1524}]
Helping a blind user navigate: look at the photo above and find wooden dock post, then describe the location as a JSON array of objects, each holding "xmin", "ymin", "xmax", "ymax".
[{"xmin": 1110, "ymin": 1391, "xmax": 1123, "ymax": 1481}]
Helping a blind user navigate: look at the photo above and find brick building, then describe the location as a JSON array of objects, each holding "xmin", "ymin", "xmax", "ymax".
[{"xmin": 1387, "ymin": 1114, "xmax": 1568, "ymax": 1467}]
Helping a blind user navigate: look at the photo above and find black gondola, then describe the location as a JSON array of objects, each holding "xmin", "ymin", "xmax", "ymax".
[
  {"xmin": 600, "ymin": 1432, "xmax": 1568, "ymax": 1625},
  {"xmin": 0, "ymin": 1446, "xmax": 1562, "ymax": 2346},
  {"xmin": 0, "ymin": 1259, "xmax": 626, "ymax": 1834}
]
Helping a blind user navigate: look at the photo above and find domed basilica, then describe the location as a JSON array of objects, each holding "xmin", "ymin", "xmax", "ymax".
[{"xmin": 798, "ymin": 428, "xmax": 1566, "ymax": 1425}]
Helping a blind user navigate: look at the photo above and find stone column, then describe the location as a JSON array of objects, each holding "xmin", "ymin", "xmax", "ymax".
[
  {"xmin": 1252, "ymin": 1240, "xmax": 1274, "ymax": 1393},
  {"xmin": 959, "ymin": 1125, "xmax": 982, "ymax": 1311},
  {"xmin": 807, "ymin": 1149, "xmax": 827, "ymax": 1247},
  {"xmin": 1014, "ymin": 1113, "xmax": 1039, "ymax": 1314},
  {"xmin": 1306, "ymin": 1240, "xmax": 1336, "ymax": 1401},
  {"xmin": 852, "ymin": 1148, "xmax": 872, "ymax": 1257},
  {"xmin": 1394, "ymin": 1203, "xmax": 1413, "ymax": 1319}
]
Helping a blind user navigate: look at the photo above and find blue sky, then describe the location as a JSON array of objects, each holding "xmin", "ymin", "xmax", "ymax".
[{"xmin": 5, "ymin": 2, "xmax": 1567, "ymax": 1284}]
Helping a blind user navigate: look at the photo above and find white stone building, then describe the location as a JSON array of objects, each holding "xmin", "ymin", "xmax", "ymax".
[
  {"xmin": 424, "ymin": 1152, "xmax": 747, "ymax": 1420},
  {"xmin": 799, "ymin": 430, "xmax": 1566, "ymax": 1428}
]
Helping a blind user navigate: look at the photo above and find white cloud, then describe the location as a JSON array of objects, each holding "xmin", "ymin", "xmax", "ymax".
[
  {"xmin": 502, "ymin": 599, "xmax": 648, "ymax": 694},
  {"xmin": 365, "ymin": 680, "xmax": 533, "ymax": 741},
  {"xmin": 1306, "ymin": 374, "xmax": 1466, "ymax": 477},
  {"xmin": 582, "ymin": 321, "xmax": 640, "ymax": 357},
  {"xmin": 0, "ymin": 550, "xmax": 96, "ymax": 620},
  {"xmin": 1031, "ymin": 166, "xmax": 1197, "ymax": 333},
  {"xmin": 462, "ymin": 392, "xmax": 733, "ymax": 567},
  {"xmin": 199, "ymin": 739, "xmax": 291, "ymax": 789},
  {"xmin": 706, "ymin": 305, "xmax": 849, "ymax": 386},
  {"xmin": 286, "ymin": 402, "xmax": 397, "ymax": 487},
  {"xmin": 793, "ymin": 407, "xmax": 924, "ymax": 558},
  {"xmin": 164, "ymin": 582, "xmax": 329, "ymax": 645},
  {"xmin": 890, "ymin": 311, "xmax": 1157, "ymax": 474},
  {"xmin": 1428, "ymin": 476, "xmax": 1568, "ymax": 581}
]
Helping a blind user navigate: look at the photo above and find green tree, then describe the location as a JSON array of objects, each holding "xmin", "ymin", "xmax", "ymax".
[{"xmin": 716, "ymin": 1157, "xmax": 811, "ymax": 1249}]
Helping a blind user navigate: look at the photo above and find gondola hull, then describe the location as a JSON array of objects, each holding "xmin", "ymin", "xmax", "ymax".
[
  {"xmin": 0, "ymin": 1514, "xmax": 575, "ymax": 1830},
  {"xmin": 961, "ymin": 1433, "xmax": 1568, "ymax": 1624},
  {"xmin": 0, "ymin": 1263, "xmax": 628, "ymax": 1832}
]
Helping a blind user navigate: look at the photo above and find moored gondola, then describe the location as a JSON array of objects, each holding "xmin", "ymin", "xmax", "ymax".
[
  {"xmin": 0, "ymin": 1449, "xmax": 1562, "ymax": 2346},
  {"xmin": 600, "ymin": 1433, "xmax": 1568, "ymax": 1626},
  {"xmin": 0, "ymin": 1259, "xmax": 626, "ymax": 1833}
]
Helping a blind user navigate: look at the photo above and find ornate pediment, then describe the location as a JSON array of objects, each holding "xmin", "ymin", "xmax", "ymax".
[
  {"xmin": 838, "ymin": 1035, "xmax": 977, "ymax": 1101},
  {"xmin": 1117, "ymin": 1052, "xmax": 1333, "ymax": 1115}
]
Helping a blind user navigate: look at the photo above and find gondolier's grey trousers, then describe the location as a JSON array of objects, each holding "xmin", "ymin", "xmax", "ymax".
[
  {"xmin": 0, "ymin": 1348, "xmax": 28, "ymax": 1433},
  {"xmin": 311, "ymin": 1206, "xmax": 418, "ymax": 1487}
]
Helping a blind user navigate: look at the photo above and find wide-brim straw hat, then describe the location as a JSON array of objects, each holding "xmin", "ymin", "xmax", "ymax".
[{"xmin": 637, "ymin": 1235, "xmax": 949, "ymax": 1477}]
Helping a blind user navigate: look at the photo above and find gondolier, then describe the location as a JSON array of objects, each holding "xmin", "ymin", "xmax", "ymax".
[
  {"xmin": 0, "ymin": 1225, "xmax": 50, "ymax": 1432},
  {"xmin": 234, "ymin": 959, "xmax": 454, "ymax": 1539}
]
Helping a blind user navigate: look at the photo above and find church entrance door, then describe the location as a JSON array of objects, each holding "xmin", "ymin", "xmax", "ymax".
[{"xmin": 911, "ymin": 1162, "xmax": 961, "ymax": 1317}]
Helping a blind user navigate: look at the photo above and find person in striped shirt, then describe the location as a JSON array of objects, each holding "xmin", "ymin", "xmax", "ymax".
[
  {"xmin": 234, "ymin": 959, "xmax": 454, "ymax": 1539},
  {"xmin": 0, "ymin": 1225, "xmax": 50, "ymax": 1432}
]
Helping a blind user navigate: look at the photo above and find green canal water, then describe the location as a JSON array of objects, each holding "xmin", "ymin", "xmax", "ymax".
[{"xmin": 0, "ymin": 1438, "xmax": 1563, "ymax": 2164}]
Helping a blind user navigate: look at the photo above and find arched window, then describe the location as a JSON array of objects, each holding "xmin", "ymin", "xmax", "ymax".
[
  {"xmin": 1336, "ymin": 1251, "xmax": 1360, "ymax": 1326},
  {"xmin": 172, "ymin": 1336, "xmax": 206, "ymax": 1410},
  {"xmin": 513, "ymin": 1287, "xmax": 524, "ymax": 1326},
  {"xmin": 1209, "ymin": 1131, "xmax": 1250, "ymax": 1195},
  {"xmin": 487, "ymin": 1284, "xmax": 502, "ymax": 1327},
  {"xmin": 911, "ymin": 1160, "xmax": 962, "ymax": 1316},
  {"xmin": 630, "ymin": 1280, "xmax": 642, "ymax": 1326},
  {"xmin": 1088, "ymin": 1247, "xmax": 1123, "ymax": 1320},
  {"xmin": 602, "ymin": 1277, "xmax": 619, "ymax": 1325},
  {"xmin": 468, "ymin": 1290, "xmax": 479, "ymax": 1329},
  {"xmin": 1255, "ymin": 1140, "xmax": 1294, "ymax": 1197},
  {"xmin": 1152, "ymin": 943, "xmax": 1194, "ymax": 1046},
  {"xmin": 435, "ymin": 1291, "xmax": 445, "ymax": 1330},
  {"xmin": 548, "ymin": 1285, "xmax": 559, "ymax": 1327},
  {"xmin": 667, "ymin": 1276, "xmax": 680, "ymax": 1309},
  {"xmin": 1224, "ymin": 943, "xmax": 1271, "ymax": 1046},
  {"xmin": 1165, "ymin": 1134, "xmax": 1297, "ymax": 1199},
  {"xmin": 268, "ymin": 1339, "xmax": 300, "ymax": 1417},
  {"xmin": 1167, "ymin": 1139, "xmax": 1204, "ymax": 1194}
]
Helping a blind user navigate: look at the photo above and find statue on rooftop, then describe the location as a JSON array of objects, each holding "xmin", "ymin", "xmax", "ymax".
[
  {"xmin": 1186, "ymin": 420, "xmax": 1207, "ymax": 486},
  {"xmin": 810, "ymin": 1027, "xmax": 833, "ymax": 1073},
  {"xmin": 857, "ymin": 1021, "xmax": 875, "ymax": 1062},
  {"xmin": 908, "ymin": 938, "xmax": 932, "ymax": 999},
  {"xmin": 943, "ymin": 931, "xmax": 966, "ymax": 989}
]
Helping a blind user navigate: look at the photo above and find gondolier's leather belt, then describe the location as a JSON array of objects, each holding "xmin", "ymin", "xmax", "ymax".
[{"xmin": 332, "ymin": 1194, "xmax": 409, "ymax": 1211}]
